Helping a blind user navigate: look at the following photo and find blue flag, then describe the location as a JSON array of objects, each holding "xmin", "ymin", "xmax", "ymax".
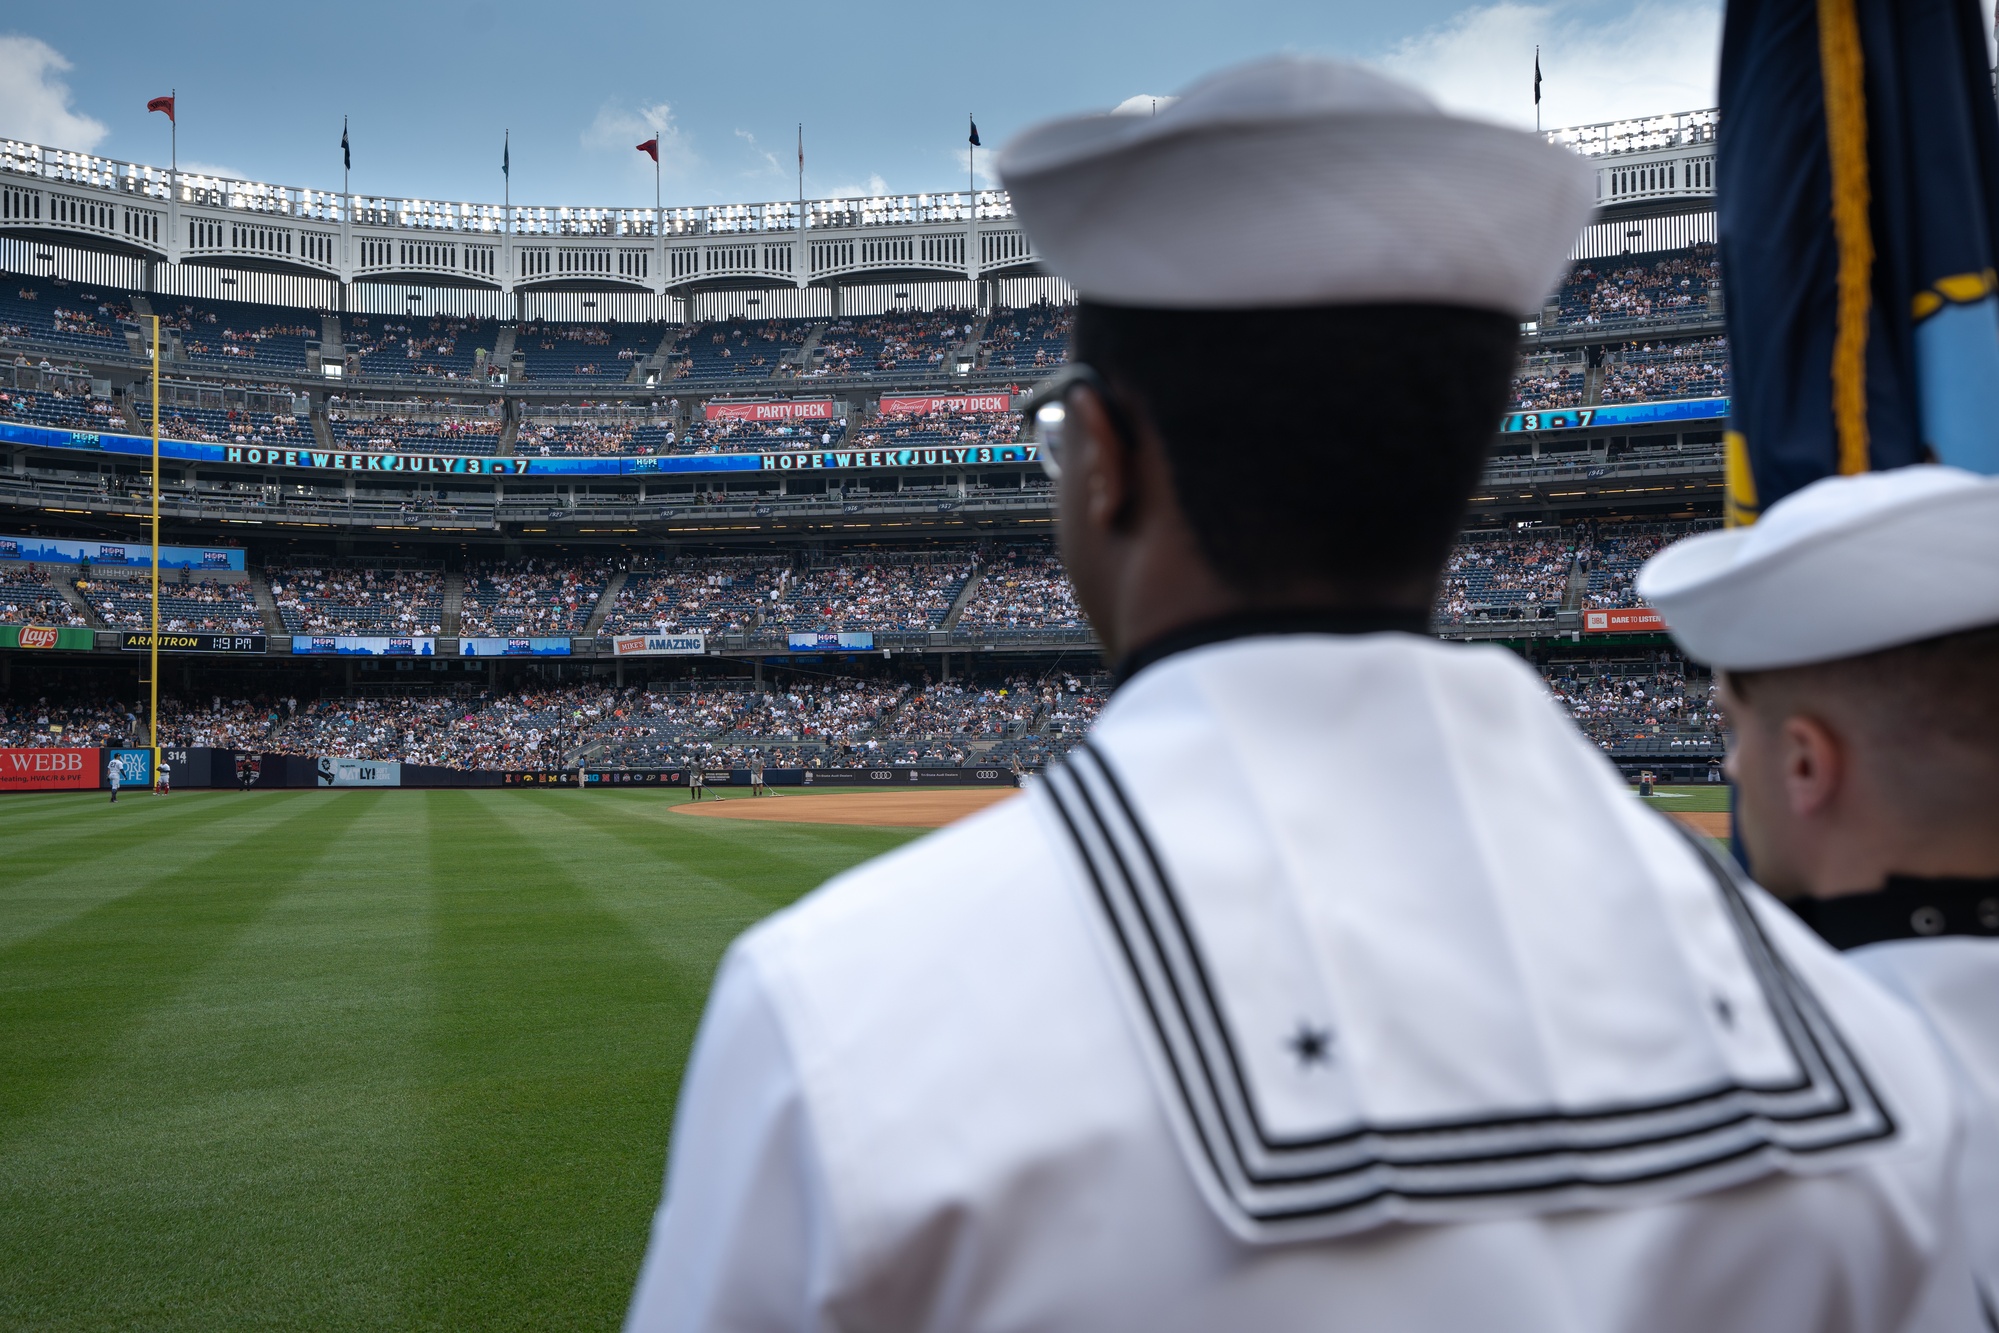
[
  {"xmin": 968, "ymin": 117, "xmax": 981, "ymax": 148},
  {"xmin": 1717, "ymin": 0, "xmax": 1999, "ymax": 523},
  {"xmin": 341, "ymin": 117, "xmax": 350, "ymax": 171},
  {"xmin": 502, "ymin": 131, "xmax": 510, "ymax": 178}
]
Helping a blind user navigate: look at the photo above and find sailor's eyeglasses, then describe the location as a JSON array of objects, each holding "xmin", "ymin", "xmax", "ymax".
[{"xmin": 1016, "ymin": 363, "xmax": 1133, "ymax": 482}]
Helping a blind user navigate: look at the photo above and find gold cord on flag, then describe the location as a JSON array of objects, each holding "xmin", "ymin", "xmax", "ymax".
[{"xmin": 1817, "ymin": 0, "xmax": 1872, "ymax": 477}]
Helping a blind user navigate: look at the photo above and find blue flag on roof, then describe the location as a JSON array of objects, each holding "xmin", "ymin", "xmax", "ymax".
[{"xmin": 1716, "ymin": 0, "xmax": 1999, "ymax": 523}]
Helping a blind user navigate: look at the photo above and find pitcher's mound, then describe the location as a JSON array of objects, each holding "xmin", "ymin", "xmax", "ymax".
[{"xmin": 673, "ymin": 788, "xmax": 1018, "ymax": 829}]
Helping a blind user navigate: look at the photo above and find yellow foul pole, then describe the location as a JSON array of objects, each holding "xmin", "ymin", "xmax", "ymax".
[{"xmin": 150, "ymin": 314, "xmax": 161, "ymax": 778}]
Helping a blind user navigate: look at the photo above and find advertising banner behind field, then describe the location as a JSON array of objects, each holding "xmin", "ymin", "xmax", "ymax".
[
  {"xmin": 611, "ymin": 632, "xmax": 706, "ymax": 656},
  {"xmin": 787, "ymin": 631, "xmax": 875, "ymax": 651},
  {"xmin": 291, "ymin": 636, "xmax": 437, "ymax": 656},
  {"xmin": 1584, "ymin": 607, "xmax": 1668, "ymax": 634},
  {"xmin": 0, "ymin": 624, "xmax": 94, "ymax": 651},
  {"xmin": 109, "ymin": 749, "xmax": 152, "ymax": 786},
  {"xmin": 459, "ymin": 637, "xmax": 571, "ymax": 657},
  {"xmin": 0, "ymin": 534, "xmax": 245, "ymax": 571},
  {"xmin": 0, "ymin": 747, "xmax": 99, "ymax": 790},
  {"xmin": 704, "ymin": 399, "xmax": 834, "ymax": 422},
  {"xmin": 121, "ymin": 631, "xmax": 267, "ymax": 655},
  {"xmin": 316, "ymin": 757, "xmax": 402, "ymax": 787},
  {"xmin": 877, "ymin": 394, "xmax": 1012, "ymax": 415}
]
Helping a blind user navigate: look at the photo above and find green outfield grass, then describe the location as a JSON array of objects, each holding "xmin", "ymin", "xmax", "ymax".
[
  {"xmin": 0, "ymin": 788, "xmax": 918, "ymax": 1332},
  {"xmin": 1637, "ymin": 783, "xmax": 1735, "ymax": 814}
]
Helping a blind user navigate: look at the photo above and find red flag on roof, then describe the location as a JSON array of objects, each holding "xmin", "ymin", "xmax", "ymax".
[
  {"xmin": 147, "ymin": 95, "xmax": 175, "ymax": 122},
  {"xmin": 636, "ymin": 138, "xmax": 659, "ymax": 163}
]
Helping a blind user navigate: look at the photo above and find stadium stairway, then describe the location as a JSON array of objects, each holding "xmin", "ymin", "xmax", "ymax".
[
  {"xmin": 495, "ymin": 405, "xmax": 518, "ymax": 456},
  {"xmin": 940, "ymin": 567, "xmax": 986, "ymax": 631},
  {"xmin": 1561, "ymin": 558, "xmax": 1590, "ymax": 615},
  {"xmin": 54, "ymin": 576, "xmax": 105, "ymax": 628},
  {"xmin": 309, "ymin": 402, "xmax": 335, "ymax": 450},
  {"xmin": 247, "ymin": 568, "xmax": 284, "ymax": 636},
  {"xmin": 442, "ymin": 571, "xmax": 465, "ymax": 638},
  {"xmin": 789, "ymin": 322, "xmax": 829, "ymax": 376},
  {"xmin": 491, "ymin": 323, "xmax": 517, "ymax": 378},
  {"xmin": 580, "ymin": 570, "xmax": 628, "ymax": 641}
]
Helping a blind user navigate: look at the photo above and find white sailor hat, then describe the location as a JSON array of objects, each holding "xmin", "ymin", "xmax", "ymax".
[
  {"xmin": 1637, "ymin": 465, "xmax": 1999, "ymax": 671},
  {"xmin": 997, "ymin": 56, "xmax": 1595, "ymax": 316}
]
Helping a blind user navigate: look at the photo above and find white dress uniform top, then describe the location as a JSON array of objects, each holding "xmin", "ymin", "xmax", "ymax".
[
  {"xmin": 629, "ymin": 636, "xmax": 1976, "ymax": 1331},
  {"xmin": 1642, "ymin": 465, "xmax": 1999, "ymax": 1320},
  {"xmin": 626, "ymin": 58, "xmax": 1979, "ymax": 1332}
]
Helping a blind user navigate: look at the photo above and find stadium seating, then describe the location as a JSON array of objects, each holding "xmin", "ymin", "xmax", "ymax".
[
  {"xmin": 956, "ymin": 546, "xmax": 1086, "ymax": 632},
  {"xmin": 330, "ymin": 415, "xmax": 501, "ymax": 455},
  {"xmin": 516, "ymin": 319, "xmax": 666, "ymax": 382},
  {"xmin": 161, "ymin": 295, "xmax": 318, "ymax": 373},
  {"xmin": 460, "ymin": 558, "xmax": 612, "ymax": 636},
  {"xmin": 603, "ymin": 555, "xmax": 792, "ymax": 634},
  {"xmin": 1436, "ymin": 530, "xmax": 1575, "ymax": 623},
  {"xmin": 775, "ymin": 553, "xmax": 972, "ymax": 632},
  {"xmin": 1542, "ymin": 657, "xmax": 1724, "ymax": 753},
  {"xmin": 981, "ymin": 303, "xmax": 1074, "ymax": 371},
  {"xmin": 344, "ymin": 313, "xmax": 498, "ymax": 380},
  {"xmin": 671, "ymin": 319, "xmax": 808, "ymax": 381},
  {"xmin": 0, "ymin": 563, "xmax": 89, "ymax": 626},
  {"xmin": 1580, "ymin": 521, "xmax": 1715, "ymax": 608},
  {"xmin": 848, "ymin": 409, "xmax": 1016, "ymax": 451},
  {"xmin": 80, "ymin": 576, "xmax": 264, "ymax": 632},
  {"xmin": 1600, "ymin": 336, "xmax": 1730, "ymax": 402},
  {"xmin": 1551, "ymin": 244, "xmax": 1720, "ymax": 325},
  {"xmin": 0, "ymin": 275, "xmax": 135, "ymax": 359},
  {"xmin": 269, "ymin": 564, "xmax": 445, "ymax": 634}
]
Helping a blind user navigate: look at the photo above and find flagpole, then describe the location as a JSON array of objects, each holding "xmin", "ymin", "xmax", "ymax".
[{"xmin": 148, "ymin": 313, "xmax": 160, "ymax": 780}]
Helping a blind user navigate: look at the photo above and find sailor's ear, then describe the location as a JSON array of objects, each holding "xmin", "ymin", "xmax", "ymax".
[{"xmin": 1777, "ymin": 712, "xmax": 1845, "ymax": 820}]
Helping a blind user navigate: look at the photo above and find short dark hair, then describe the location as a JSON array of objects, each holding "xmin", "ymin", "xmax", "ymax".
[{"xmin": 1073, "ymin": 301, "xmax": 1520, "ymax": 601}]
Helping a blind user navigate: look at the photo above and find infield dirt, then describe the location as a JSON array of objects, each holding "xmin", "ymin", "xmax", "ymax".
[{"xmin": 672, "ymin": 787, "xmax": 1018, "ymax": 828}]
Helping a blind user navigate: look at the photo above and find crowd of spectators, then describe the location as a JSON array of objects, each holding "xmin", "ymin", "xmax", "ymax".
[
  {"xmin": 813, "ymin": 309, "xmax": 973, "ymax": 377},
  {"xmin": 330, "ymin": 414, "xmax": 501, "ymax": 456},
  {"xmin": 1577, "ymin": 522, "xmax": 1714, "ymax": 609},
  {"xmin": 461, "ymin": 558, "xmax": 612, "ymax": 636},
  {"xmin": 1509, "ymin": 360, "xmax": 1584, "ymax": 410},
  {"xmin": 1552, "ymin": 245, "xmax": 1721, "ymax": 325},
  {"xmin": 956, "ymin": 546, "xmax": 1086, "ymax": 632},
  {"xmin": 269, "ymin": 564, "xmax": 445, "ymax": 635},
  {"xmin": 1541, "ymin": 658, "xmax": 1723, "ymax": 752},
  {"xmin": 981, "ymin": 304, "xmax": 1074, "ymax": 370},
  {"xmin": 776, "ymin": 555, "xmax": 972, "ymax": 631},
  {"xmin": 847, "ymin": 408, "xmax": 1017, "ymax": 451},
  {"xmin": 1436, "ymin": 531, "xmax": 1575, "ymax": 623},
  {"xmin": 1600, "ymin": 337, "xmax": 1731, "ymax": 402},
  {"xmin": 80, "ymin": 575, "xmax": 264, "ymax": 633},
  {"xmin": 604, "ymin": 556, "xmax": 791, "ymax": 635},
  {"xmin": 346, "ymin": 314, "xmax": 491, "ymax": 379},
  {"xmin": 673, "ymin": 319, "xmax": 807, "ymax": 380},
  {"xmin": 0, "ymin": 564, "xmax": 88, "ymax": 625}
]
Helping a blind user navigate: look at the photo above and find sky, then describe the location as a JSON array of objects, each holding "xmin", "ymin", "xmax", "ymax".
[{"xmin": 0, "ymin": 1, "xmax": 1721, "ymax": 210}]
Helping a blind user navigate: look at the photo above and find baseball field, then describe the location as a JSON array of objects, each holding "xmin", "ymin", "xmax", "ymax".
[
  {"xmin": 0, "ymin": 787, "xmax": 939, "ymax": 1332},
  {"xmin": 0, "ymin": 781, "xmax": 1722, "ymax": 1330}
]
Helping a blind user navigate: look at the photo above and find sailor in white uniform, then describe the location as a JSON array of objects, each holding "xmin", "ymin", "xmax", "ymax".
[
  {"xmin": 626, "ymin": 58, "xmax": 1978, "ymax": 1333},
  {"xmin": 1641, "ymin": 465, "xmax": 1999, "ymax": 1321}
]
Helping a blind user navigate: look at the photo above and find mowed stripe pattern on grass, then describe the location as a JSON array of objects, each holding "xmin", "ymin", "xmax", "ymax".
[{"xmin": 0, "ymin": 789, "xmax": 918, "ymax": 1332}]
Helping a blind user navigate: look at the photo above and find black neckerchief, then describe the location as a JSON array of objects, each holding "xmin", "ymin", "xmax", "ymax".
[
  {"xmin": 1112, "ymin": 608, "xmax": 1432, "ymax": 689},
  {"xmin": 1790, "ymin": 875, "xmax": 1999, "ymax": 951}
]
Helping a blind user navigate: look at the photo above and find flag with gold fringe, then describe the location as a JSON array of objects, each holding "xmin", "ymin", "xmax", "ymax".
[{"xmin": 1717, "ymin": 0, "xmax": 1999, "ymax": 524}]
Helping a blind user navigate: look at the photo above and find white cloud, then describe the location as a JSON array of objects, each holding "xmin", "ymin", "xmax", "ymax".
[
  {"xmin": 952, "ymin": 146, "xmax": 997, "ymax": 189},
  {"xmin": 1111, "ymin": 94, "xmax": 1177, "ymax": 117},
  {"xmin": 1376, "ymin": 1, "xmax": 1720, "ymax": 132},
  {"xmin": 824, "ymin": 172, "xmax": 891, "ymax": 199},
  {"xmin": 0, "ymin": 35, "xmax": 106, "ymax": 151},
  {"xmin": 734, "ymin": 128, "xmax": 785, "ymax": 179},
  {"xmin": 177, "ymin": 159, "xmax": 251, "ymax": 182},
  {"xmin": 581, "ymin": 100, "xmax": 697, "ymax": 178}
]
